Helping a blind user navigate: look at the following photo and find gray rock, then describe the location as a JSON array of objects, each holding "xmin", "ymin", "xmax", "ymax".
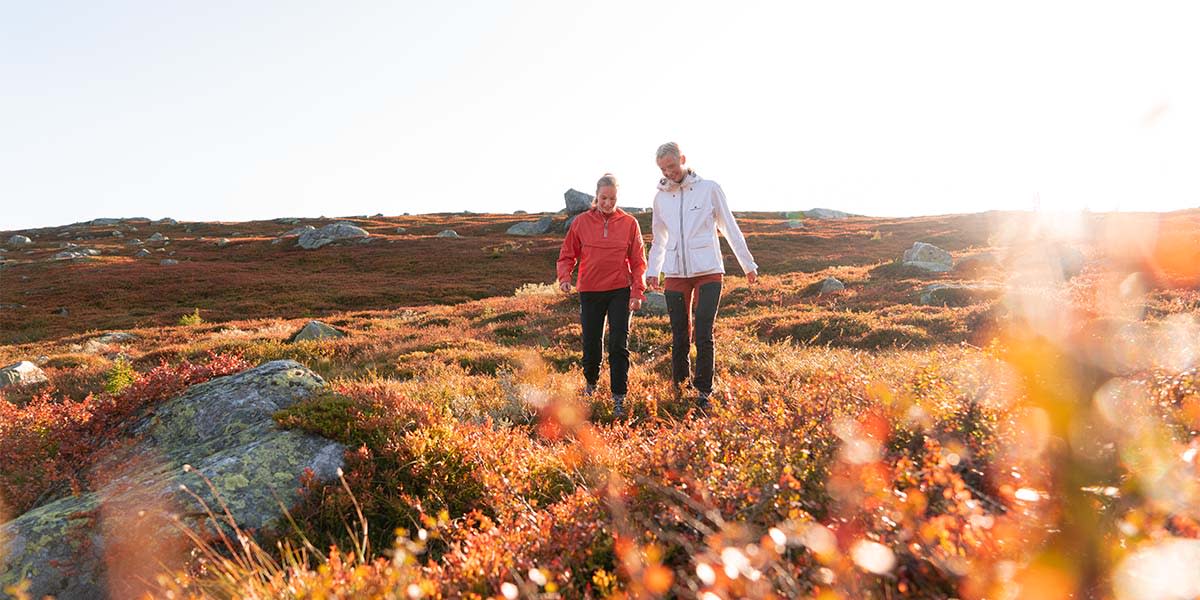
[
  {"xmin": 93, "ymin": 332, "xmax": 137, "ymax": 344},
  {"xmin": 274, "ymin": 217, "xmax": 301, "ymax": 225},
  {"xmin": 918, "ymin": 283, "xmax": 1002, "ymax": 307},
  {"xmin": 281, "ymin": 225, "xmax": 316, "ymax": 238},
  {"xmin": 818, "ymin": 277, "xmax": 845, "ymax": 294},
  {"xmin": 7, "ymin": 235, "xmax": 32, "ymax": 246},
  {"xmin": 289, "ymin": 320, "xmax": 346, "ymax": 342},
  {"xmin": 271, "ymin": 238, "xmax": 283, "ymax": 245},
  {"xmin": 90, "ymin": 218, "xmax": 122, "ymax": 226},
  {"xmin": 787, "ymin": 219, "xmax": 805, "ymax": 229},
  {"xmin": 296, "ymin": 223, "xmax": 369, "ymax": 250},
  {"xmin": 902, "ymin": 242, "xmax": 953, "ymax": 272},
  {"xmin": 554, "ymin": 213, "xmax": 583, "ymax": 234},
  {"xmin": 54, "ymin": 307, "xmax": 68, "ymax": 316},
  {"xmin": 159, "ymin": 259, "xmax": 179, "ymax": 265},
  {"xmin": 126, "ymin": 238, "xmax": 143, "ymax": 246},
  {"xmin": 0, "ymin": 361, "xmax": 48, "ymax": 388},
  {"xmin": 635, "ymin": 291, "xmax": 669, "ymax": 316},
  {"xmin": 394, "ymin": 227, "xmax": 407, "ymax": 234},
  {"xmin": 506, "ymin": 216, "xmax": 554, "ymax": 236},
  {"xmin": 804, "ymin": 208, "xmax": 853, "ymax": 220},
  {"xmin": 564, "ymin": 189, "xmax": 594, "ymax": 215},
  {"xmin": 216, "ymin": 238, "xmax": 231, "ymax": 247},
  {"xmin": 134, "ymin": 249, "xmax": 152, "ymax": 258},
  {"xmin": 0, "ymin": 361, "xmax": 345, "ymax": 600},
  {"xmin": 111, "ymin": 230, "xmax": 124, "ymax": 238},
  {"xmin": 436, "ymin": 229, "xmax": 461, "ymax": 239},
  {"xmin": 148, "ymin": 232, "xmax": 166, "ymax": 242},
  {"xmin": 513, "ymin": 210, "xmax": 527, "ymax": 215}
]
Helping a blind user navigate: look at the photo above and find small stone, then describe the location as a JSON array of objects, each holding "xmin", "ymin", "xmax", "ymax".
[
  {"xmin": 7, "ymin": 235, "xmax": 32, "ymax": 246},
  {"xmin": 636, "ymin": 291, "xmax": 669, "ymax": 316},
  {"xmin": 436, "ymin": 229, "xmax": 461, "ymax": 238},
  {"xmin": 818, "ymin": 277, "xmax": 845, "ymax": 294},
  {"xmin": 0, "ymin": 361, "xmax": 49, "ymax": 388},
  {"xmin": 148, "ymin": 232, "xmax": 166, "ymax": 242},
  {"xmin": 289, "ymin": 320, "xmax": 346, "ymax": 342},
  {"xmin": 160, "ymin": 259, "xmax": 179, "ymax": 265},
  {"xmin": 902, "ymin": 242, "xmax": 953, "ymax": 272}
]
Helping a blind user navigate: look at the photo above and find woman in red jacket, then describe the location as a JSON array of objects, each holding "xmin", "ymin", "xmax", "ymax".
[{"xmin": 557, "ymin": 173, "xmax": 647, "ymax": 418}]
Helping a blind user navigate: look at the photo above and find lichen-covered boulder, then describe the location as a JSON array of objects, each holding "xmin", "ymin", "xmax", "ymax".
[{"xmin": 0, "ymin": 360, "xmax": 346, "ymax": 600}]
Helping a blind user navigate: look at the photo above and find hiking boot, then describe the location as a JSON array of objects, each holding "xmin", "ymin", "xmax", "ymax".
[
  {"xmin": 583, "ymin": 383, "xmax": 596, "ymax": 398},
  {"xmin": 613, "ymin": 394, "xmax": 626, "ymax": 419},
  {"xmin": 696, "ymin": 391, "xmax": 712, "ymax": 413}
]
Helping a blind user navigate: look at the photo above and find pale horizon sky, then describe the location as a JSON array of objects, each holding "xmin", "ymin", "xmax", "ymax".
[{"xmin": 2, "ymin": 1, "xmax": 1198, "ymax": 231}]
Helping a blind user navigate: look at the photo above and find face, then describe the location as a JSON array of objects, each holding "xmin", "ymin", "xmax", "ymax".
[
  {"xmin": 657, "ymin": 153, "xmax": 687, "ymax": 183},
  {"xmin": 595, "ymin": 185, "xmax": 618, "ymax": 214}
]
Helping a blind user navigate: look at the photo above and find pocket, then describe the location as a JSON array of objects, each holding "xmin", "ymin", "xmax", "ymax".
[
  {"xmin": 686, "ymin": 240, "xmax": 721, "ymax": 273},
  {"xmin": 581, "ymin": 240, "xmax": 627, "ymax": 282}
]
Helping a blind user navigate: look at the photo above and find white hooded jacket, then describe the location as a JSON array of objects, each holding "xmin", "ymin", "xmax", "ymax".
[{"xmin": 646, "ymin": 170, "xmax": 758, "ymax": 278}]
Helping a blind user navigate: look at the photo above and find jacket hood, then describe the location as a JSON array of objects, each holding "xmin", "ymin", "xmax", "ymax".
[{"xmin": 656, "ymin": 169, "xmax": 701, "ymax": 192}]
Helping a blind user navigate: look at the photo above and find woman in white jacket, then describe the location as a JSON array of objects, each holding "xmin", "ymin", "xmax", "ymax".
[{"xmin": 646, "ymin": 142, "xmax": 758, "ymax": 410}]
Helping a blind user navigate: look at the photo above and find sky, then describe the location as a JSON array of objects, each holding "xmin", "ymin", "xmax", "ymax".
[{"xmin": 2, "ymin": 1, "xmax": 1198, "ymax": 231}]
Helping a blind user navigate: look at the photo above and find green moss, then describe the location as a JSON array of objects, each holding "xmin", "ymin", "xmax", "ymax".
[{"xmin": 274, "ymin": 391, "xmax": 380, "ymax": 448}]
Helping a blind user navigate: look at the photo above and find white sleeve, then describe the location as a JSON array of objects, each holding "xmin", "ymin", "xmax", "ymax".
[
  {"xmin": 712, "ymin": 183, "xmax": 758, "ymax": 275},
  {"xmin": 646, "ymin": 194, "xmax": 670, "ymax": 277}
]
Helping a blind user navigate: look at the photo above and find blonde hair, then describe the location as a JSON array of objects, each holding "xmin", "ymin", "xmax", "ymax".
[
  {"xmin": 595, "ymin": 173, "xmax": 618, "ymax": 195},
  {"xmin": 656, "ymin": 142, "xmax": 681, "ymax": 160}
]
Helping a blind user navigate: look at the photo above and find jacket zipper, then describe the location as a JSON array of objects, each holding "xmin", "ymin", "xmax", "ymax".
[
  {"xmin": 602, "ymin": 213, "xmax": 609, "ymax": 238},
  {"xmin": 679, "ymin": 184, "xmax": 689, "ymax": 276}
]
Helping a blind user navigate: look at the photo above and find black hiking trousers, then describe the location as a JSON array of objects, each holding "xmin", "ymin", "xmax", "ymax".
[{"xmin": 579, "ymin": 287, "xmax": 631, "ymax": 396}]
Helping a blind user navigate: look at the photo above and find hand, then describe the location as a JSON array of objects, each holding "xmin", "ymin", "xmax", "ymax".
[
  {"xmin": 629, "ymin": 298, "xmax": 643, "ymax": 311},
  {"xmin": 646, "ymin": 275, "xmax": 660, "ymax": 291},
  {"xmin": 746, "ymin": 271, "xmax": 758, "ymax": 286},
  {"xmin": 559, "ymin": 280, "xmax": 572, "ymax": 293}
]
